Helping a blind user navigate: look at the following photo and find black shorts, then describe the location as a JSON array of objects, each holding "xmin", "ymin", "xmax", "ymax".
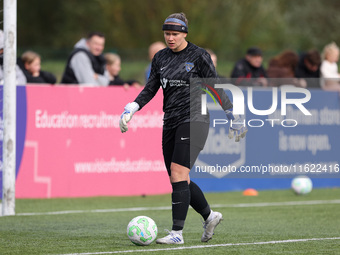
[{"xmin": 162, "ymin": 121, "xmax": 210, "ymax": 176}]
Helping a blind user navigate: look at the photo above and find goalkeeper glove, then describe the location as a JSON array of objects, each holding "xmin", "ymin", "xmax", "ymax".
[
  {"xmin": 225, "ymin": 110, "xmax": 248, "ymax": 142},
  {"xmin": 119, "ymin": 102, "xmax": 140, "ymax": 133}
]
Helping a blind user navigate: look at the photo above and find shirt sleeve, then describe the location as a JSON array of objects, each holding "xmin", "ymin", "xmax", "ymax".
[
  {"xmin": 16, "ymin": 65, "xmax": 27, "ymax": 85},
  {"xmin": 96, "ymin": 70, "xmax": 110, "ymax": 86},
  {"xmin": 321, "ymin": 61, "xmax": 340, "ymax": 78},
  {"xmin": 230, "ymin": 60, "xmax": 247, "ymax": 78},
  {"xmin": 70, "ymin": 52, "xmax": 109, "ymax": 86},
  {"xmin": 134, "ymin": 56, "xmax": 160, "ymax": 110},
  {"xmin": 40, "ymin": 70, "xmax": 57, "ymax": 84},
  {"xmin": 199, "ymin": 52, "xmax": 233, "ymax": 111}
]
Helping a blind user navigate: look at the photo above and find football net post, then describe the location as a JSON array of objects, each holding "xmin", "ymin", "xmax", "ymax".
[{"xmin": 1, "ymin": 0, "xmax": 17, "ymax": 216}]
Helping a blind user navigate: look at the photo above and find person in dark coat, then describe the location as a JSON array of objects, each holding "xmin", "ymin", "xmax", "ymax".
[
  {"xmin": 295, "ymin": 49, "xmax": 321, "ymax": 88},
  {"xmin": 20, "ymin": 51, "xmax": 56, "ymax": 84},
  {"xmin": 231, "ymin": 47, "xmax": 267, "ymax": 86}
]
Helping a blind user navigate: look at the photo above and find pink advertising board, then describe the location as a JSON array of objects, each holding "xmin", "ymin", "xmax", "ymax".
[{"xmin": 15, "ymin": 86, "xmax": 171, "ymax": 198}]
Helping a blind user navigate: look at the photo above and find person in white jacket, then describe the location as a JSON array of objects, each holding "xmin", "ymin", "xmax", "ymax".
[{"xmin": 320, "ymin": 42, "xmax": 340, "ymax": 91}]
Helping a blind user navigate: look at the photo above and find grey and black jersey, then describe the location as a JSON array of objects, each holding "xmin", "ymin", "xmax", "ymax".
[{"xmin": 134, "ymin": 42, "xmax": 233, "ymax": 129}]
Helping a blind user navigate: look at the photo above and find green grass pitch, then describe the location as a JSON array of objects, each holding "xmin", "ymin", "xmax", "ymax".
[{"xmin": 1, "ymin": 188, "xmax": 340, "ymax": 255}]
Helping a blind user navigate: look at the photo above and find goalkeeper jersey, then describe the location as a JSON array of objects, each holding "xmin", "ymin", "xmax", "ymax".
[{"xmin": 134, "ymin": 42, "xmax": 233, "ymax": 129}]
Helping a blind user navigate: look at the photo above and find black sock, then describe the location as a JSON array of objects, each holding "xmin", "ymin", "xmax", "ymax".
[
  {"xmin": 171, "ymin": 181, "xmax": 190, "ymax": 231},
  {"xmin": 189, "ymin": 181, "xmax": 211, "ymax": 221}
]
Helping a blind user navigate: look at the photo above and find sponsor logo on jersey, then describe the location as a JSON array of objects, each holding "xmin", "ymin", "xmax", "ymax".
[
  {"xmin": 161, "ymin": 78, "xmax": 189, "ymax": 88},
  {"xmin": 185, "ymin": 62, "xmax": 194, "ymax": 72},
  {"xmin": 161, "ymin": 78, "xmax": 168, "ymax": 89},
  {"xmin": 181, "ymin": 137, "xmax": 190, "ymax": 141}
]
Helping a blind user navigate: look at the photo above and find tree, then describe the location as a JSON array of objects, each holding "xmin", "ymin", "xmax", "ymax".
[{"xmin": 16, "ymin": 0, "xmax": 340, "ymax": 61}]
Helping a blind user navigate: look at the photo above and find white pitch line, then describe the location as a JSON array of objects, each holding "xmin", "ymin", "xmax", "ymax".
[
  {"xmin": 59, "ymin": 237, "xmax": 340, "ymax": 255},
  {"xmin": 212, "ymin": 199, "xmax": 340, "ymax": 208},
  {"xmin": 15, "ymin": 199, "xmax": 340, "ymax": 217}
]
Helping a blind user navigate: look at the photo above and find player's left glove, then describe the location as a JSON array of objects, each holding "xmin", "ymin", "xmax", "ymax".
[
  {"xmin": 225, "ymin": 110, "xmax": 248, "ymax": 142},
  {"xmin": 119, "ymin": 102, "xmax": 140, "ymax": 133}
]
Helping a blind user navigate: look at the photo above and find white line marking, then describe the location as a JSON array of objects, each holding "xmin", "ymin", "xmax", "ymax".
[
  {"xmin": 15, "ymin": 199, "xmax": 340, "ymax": 217},
  {"xmin": 59, "ymin": 237, "xmax": 340, "ymax": 255},
  {"xmin": 212, "ymin": 199, "xmax": 340, "ymax": 208},
  {"xmin": 25, "ymin": 141, "xmax": 52, "ymax": 198}
]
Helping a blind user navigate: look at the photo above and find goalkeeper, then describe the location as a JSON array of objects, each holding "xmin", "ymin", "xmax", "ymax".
[{"xmin": 119, "ymin": 12, "xmax": 247, "ymax": 245}]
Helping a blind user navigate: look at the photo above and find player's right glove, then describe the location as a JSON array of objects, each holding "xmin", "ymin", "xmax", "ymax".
[
  {"xmin": 119, "ymin": 102, "xmax": 139, "ymax": 133},
  {"xmin": 225, "ymin": 110, "xmax": 248, "ymax": 142}
]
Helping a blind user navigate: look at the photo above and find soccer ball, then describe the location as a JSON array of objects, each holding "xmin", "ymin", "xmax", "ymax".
[
  {"xmin": 127, "ymin": 216, "xmax": 157, "ymax": 246},
  {"xmin": 291, "ymin": 175, "xmax": 313, "ymax": 195}
]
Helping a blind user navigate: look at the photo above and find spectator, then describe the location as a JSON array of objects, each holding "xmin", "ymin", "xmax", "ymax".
[
  {"xmin": 205, "ymin": 49, "xmax": 218, "ymax": 68},
  {"xmin": 145, "ymin": 41, "xmax": 166, "ymax": 82},
  {"xmin": 19, "ymin": 51, "xmax": 56, "ymax": 84},
  {"xmin": 320, "ymin": 42, "xmax": 340, "ymax": 91},
  {"xmin": 267, "ymin": 50, "xmax": 306, "ymax": 87},
  {"xmin": 61, "ymin": 31, "xmax": 110, "ymax": 86},
  {"xmin": 231, "ymin": 47, "xmax": 267, "ymax": 86},
  {"xmin": 0, "ymin": 30, "xmax": 27, "ymax": 85},
  {"xmin": 104, "ymin": 53, "xmax": 142, "ymax": 89},
  {"xmin": 295, "ymin": 49, "xmax": 321, "ymax": 88},
  {"xmin": 206, "ymin": 48, "xmax": 225, "ymax": 78}
]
